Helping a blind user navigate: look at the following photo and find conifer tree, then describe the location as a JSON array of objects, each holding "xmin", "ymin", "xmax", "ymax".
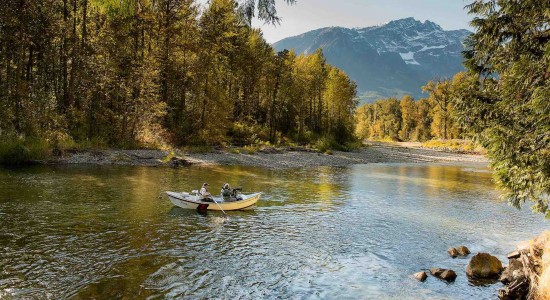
[{"xmin": 455, "ymin": 0, "xmax": 550, "ymax": 215}]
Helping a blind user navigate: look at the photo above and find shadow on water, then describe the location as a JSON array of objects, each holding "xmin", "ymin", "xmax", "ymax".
[
  {"xmin": 467, "ymin": 277, "xmax": 501, "ymax": 287},
  {"xmin": 167, "ymin": 206, "xmax": 259, "ymax": 218}
]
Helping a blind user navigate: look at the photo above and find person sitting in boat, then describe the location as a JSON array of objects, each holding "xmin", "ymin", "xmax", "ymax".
[
  {"xmin": 221, "ymin": 183, "xmax": 232, "ymax": 198},
  {"xmin": 199, "ymin": 182, "xmax": 213, "ymax": 202}
]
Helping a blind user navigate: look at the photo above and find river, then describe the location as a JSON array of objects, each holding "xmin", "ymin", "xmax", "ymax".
[{"xmin": 0, "ymin": 163, "xmax": 547, "ymax": 299}]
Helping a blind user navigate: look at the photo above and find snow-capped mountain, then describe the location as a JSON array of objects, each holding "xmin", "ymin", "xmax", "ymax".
[{"xmin": 273, "ymin": 18, "xmax": 471, "ymax": 103}]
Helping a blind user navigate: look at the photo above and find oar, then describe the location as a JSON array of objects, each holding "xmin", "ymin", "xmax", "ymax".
[{"xmin": 211, "ymin": 197, "xmax": 227, "ymax": 216}]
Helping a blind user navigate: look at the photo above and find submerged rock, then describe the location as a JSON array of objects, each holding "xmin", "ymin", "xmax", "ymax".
[
  {"xmin": 467, "ymin": 253, "xmax": 503, "ymax": 279},
  {"xmin": 457, "ymin": 246, "xmax": 470, "ymax": 256},
  {"xmin": 413, "ymin": 271, "xmax": 427, "ymax": 282},
  {"xmin": 168, "ymin": 156, "xmax": 191, "ymax": 168},
  {"xmin": 448, "ymin": 248, "xmax": 459, "ymax": 258},
  {"xmin": 448, "ymin": 245, "xmax": 470, "ymax": 258},
  {"xmin": 430, "ymin": 268, "xmax": 457, "ymax": 282}
]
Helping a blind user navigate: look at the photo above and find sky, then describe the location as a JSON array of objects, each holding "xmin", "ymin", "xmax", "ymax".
[{"xmin": 250, "ymin": 0, "xmax": 474, "ymax": 43}]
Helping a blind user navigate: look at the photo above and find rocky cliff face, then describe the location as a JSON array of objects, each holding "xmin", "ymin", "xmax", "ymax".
[{"xmin": 273, "ymin": 18, "xmax": 471, "ymax": 103}]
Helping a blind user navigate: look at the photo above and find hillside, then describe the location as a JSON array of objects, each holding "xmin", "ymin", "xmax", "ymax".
[{"xmin": 273, "ymin": 18, "xmax": 471, "ymax": 103}]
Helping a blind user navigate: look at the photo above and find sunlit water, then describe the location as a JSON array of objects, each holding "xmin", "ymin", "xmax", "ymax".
[{"xmin": 0, "ymin": 163, "xmax": 548, "ymax": 299}]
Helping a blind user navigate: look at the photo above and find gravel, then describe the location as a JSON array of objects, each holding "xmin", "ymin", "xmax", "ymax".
[{"xmin": 50, "ymin": 142, "xmax": 487, "ymax": 169}]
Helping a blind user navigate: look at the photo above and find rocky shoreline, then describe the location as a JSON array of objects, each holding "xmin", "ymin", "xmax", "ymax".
[
  {"xmin": 413, "ymin": 232, "xmax": 549, "ymax": 300},
  {"xmin": 42, "ymin": 142, "xmax": 487, "ymax": 169},
  {"xmin": 499, "ymin": 232, "xmax": 550, "ymax": 300}
]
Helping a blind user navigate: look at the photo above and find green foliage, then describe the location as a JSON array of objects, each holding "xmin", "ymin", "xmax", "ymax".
[
  {"xmin": 0, "ymin": 0, "xmax": 358, "ymax": 163},
  {"xmin": 356, "ymin": 77, "xmax": 465, "ymax": 143},
  {"xmin": 242, "ymin": 145, "xmax": 260, "ymax": 154},
  {"xmin": 421, "ymin": 139, "xmax": 484, "ymax": 154},
  {"xmin": 238, "ymin": 0, "xmax": 296, "ymax": 25},
  {"xmin": 0, "ymin": 138, "xmax": 50, "ymax": 165},
  {"xmin": 423, "ymin": 79, "xmax": 462, "ymax": 140},
  {"xmin": 315, "ymin": 135, "xmax": 362, "ymax": 153},
  {"xmin": 161, "ymin": 151, "xmax": 176, "ymax": 163},
  {"xmin": 456, "ymin": 0, "xmax": 550, "ymax": 216},
  {"xmin": 355, "ymin": 98, "xmax": 402, "ymax": 141}
]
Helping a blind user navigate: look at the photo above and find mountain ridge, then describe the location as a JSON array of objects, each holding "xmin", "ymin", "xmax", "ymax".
[{"xmin": 273, "ymin": 18, "xmax": 471, "ymax": 103}]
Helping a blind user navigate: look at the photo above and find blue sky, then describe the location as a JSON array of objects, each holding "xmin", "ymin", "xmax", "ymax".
[{"xmin": 253, "ymin": 0, "xmax": 474, "ymax": 43}]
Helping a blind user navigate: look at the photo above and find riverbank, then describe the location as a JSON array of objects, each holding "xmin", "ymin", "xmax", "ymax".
[
  {"xmin": 499, "ymin": 231, "xmax": 550, "ymax": 300},
  {"xmin": 44, "ymin": 141, "xmax": 487, "ymax": 169}
]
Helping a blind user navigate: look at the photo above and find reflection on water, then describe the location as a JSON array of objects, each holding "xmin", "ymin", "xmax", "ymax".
[{"xmin": 0, "ymin": 163, "xmax": 547, "ymax": 299}]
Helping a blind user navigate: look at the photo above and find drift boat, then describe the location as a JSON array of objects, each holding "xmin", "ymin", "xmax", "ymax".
[{"xmin": 165, "ymin": 190, "xmax": 261, "ymax": 211}]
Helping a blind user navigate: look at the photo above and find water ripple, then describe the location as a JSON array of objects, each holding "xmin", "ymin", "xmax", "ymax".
[{"xmin": 0, "ymin": 164, "xmax": 547, "ymax": 299}]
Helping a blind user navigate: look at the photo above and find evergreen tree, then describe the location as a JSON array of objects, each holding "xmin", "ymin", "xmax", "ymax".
[{"xmin": 456, "ymin": 0, "xmax": 550, "ymax": 216}]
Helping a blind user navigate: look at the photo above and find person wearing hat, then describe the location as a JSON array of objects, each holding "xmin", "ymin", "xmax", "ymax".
[
  {"xmin": 199, "ymin": 182, "xmax": 213, "ymax": 201},
  {"xmin": 221, "ymin": 183, "xmax": 232, "ymax": 199}
]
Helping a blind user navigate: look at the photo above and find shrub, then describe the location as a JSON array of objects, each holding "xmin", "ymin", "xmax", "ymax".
[
  {"xmin": 316, "ymin": 135, "xmax": 363, "ymax": 153},
  {"xmin": 421, "ymin": 139, "xmax": 484, "ymax": 154},
  {"xmin": 243, "ymin": 145, "xmax": 259, "ymax": 154},
  {"xmin": 0, "ymin": 137, "xmax": 50, "ymax": 165},
  {"xmin": 228, "ymin": 148, "xmax": 241, "ymax": 154}
]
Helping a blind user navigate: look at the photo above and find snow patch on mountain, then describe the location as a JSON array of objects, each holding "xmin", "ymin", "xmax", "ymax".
[
  {"xmin": 273, "ymin": 17, "xmax": 471, "ymax": 102},
  {"xmin": 399, "ymin": 52, "xmax": 420, "ymax": 65}
]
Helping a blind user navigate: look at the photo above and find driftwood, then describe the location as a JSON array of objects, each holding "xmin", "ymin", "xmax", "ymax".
[{"xmin": 499, "ymin": 233, "xmax": 548, "ymax": 300}]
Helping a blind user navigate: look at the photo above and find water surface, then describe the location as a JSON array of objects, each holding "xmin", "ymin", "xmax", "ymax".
[{"xmin": 0, "ymin": 163, "xmax": 547, "ymax": 299}]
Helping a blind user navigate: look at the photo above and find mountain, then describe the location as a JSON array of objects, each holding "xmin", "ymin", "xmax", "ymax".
[{"xmin": 273, "ymin": 18, "xmax": 471, "ymax": 103}]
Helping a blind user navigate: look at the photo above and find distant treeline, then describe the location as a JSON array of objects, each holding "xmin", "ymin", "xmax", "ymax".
[
  {"xmin": 355, "ymin": 73, "xmax": 469, "ymax": 142},
  {"xmin": 0, "ymin": 0, "xmax": 357, "ymax": 153}
]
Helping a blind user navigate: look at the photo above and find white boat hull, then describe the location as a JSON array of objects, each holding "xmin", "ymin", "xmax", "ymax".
[{"xmin": 166, "ymin": 191, "xmax": 261, "ymax": 211}]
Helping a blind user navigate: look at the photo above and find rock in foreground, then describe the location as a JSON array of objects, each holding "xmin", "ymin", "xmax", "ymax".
[
  {"xmin": 448, "ymin": 248, "xmax": 459, "ymax": 258},
  {"xmin": 413, "ymin": 271, "xmax": 427, "ymax": 282},
  {"xmin": 499, "ymin": 231, "xmax": 550, "ymax": 300},
  {"xmin": 448, "ymin": 245, "xmax": 470, "ymax": 258},
  {"xmin": 457, "ymin": 246, "xmax": 470, "ymax": 256},
  {"xmin": 430, "ymin": 268, "xmax": 457, "ymax": 282},
  {"xmin": 466, "ymin": 253, "xmax": 503, "ymax": 279}
]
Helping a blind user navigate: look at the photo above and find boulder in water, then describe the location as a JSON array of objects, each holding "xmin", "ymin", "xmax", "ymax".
[
  {"xmin": 448, "ymin": 246, "xmax": 470, "ymax": 258},
  {"xmin": 466, "ymin": 253, "xmax": 503, "ymax": 278},
  {"xmin": 448, "ymin": 248, "xmax": 459, "ymax": 258},
  {"xmin": 413, "ymin": 271, "xmax": 427, "ymax": 282},
  {"xmin": 430, "ymin": 268, "xmax": 457, "ymax": 282},
  {"xmin": 168, "ymin": 156, "xmax": 191, "ymax": 168},
  {"xmin": 457, "ymin": 246, "xmax": 470, "ymax": 256}
]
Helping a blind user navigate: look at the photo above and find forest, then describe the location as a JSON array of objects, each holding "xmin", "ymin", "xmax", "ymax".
[
  {"xmin": 355, "ymin": 74, "xmax": 466, "ymax": 142},
  {"xmin": 0, "ymin": 0, "xmax": 357, "ymax": 157}
]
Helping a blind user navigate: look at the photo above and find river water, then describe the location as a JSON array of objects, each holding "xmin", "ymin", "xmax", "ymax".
[{"xmin": 0, "ymin": 163, "xmax": 547, "ymax": 299}]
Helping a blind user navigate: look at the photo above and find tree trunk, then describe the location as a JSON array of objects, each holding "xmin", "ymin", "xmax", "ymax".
[{"xmin": 60, "ymin": 0, "xmax": 68, "ymax": 113}]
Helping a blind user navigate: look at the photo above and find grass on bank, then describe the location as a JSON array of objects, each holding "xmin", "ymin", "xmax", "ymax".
[
  {"xmin": 1, "ymin": 130, "xmax": 364, "ymax": 165},
  {"xmin": 215, "ymin": 136, "xmax": 363, "ymax": 156},
  {"xmin": 315, "ymin": 136, "xmax": 363, "ymax": 153},
  {"xmin": 0, "ymin": 137, "xmax": 50, "ymax": 165},
  {"xmin": 420, "ymin": 139, "xmax": 485, "ymax": 154}
]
